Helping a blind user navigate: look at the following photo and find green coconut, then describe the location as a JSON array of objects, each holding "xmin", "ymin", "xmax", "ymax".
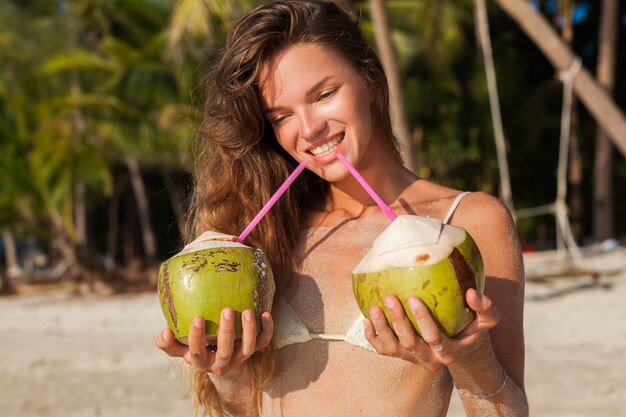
[
  {"xmin": 352, "ymin": 215, "xmax": 484, "ymax": 338},
  {"xmin": 158, "ymin": 231, "xmax": 275, "ymax": 344}
]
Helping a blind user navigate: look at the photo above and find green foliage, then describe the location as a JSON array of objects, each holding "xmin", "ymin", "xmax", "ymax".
[
  {"xmin": 359, "ymin": 0, "xmax": 492, "ymax": 191},
  {"xmin": 0, "ymin": 0, "xmax": 624, "ymax": 266},
  {"xmin": 0, "ymin": 0, "xmax": 193, "ymax": 251}
]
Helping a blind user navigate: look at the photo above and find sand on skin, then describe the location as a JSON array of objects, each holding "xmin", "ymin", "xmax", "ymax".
[{"xmin": 1, "ymin": 247, "xmax": 625, "ymax": 417}]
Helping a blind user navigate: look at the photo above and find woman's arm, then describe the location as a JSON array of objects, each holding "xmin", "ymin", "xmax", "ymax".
[
  {"xmin": 364, "ymin": 192, "xmax": 528, "ymax": 416},
  {"xmin": 448, "ymin": 192, "xmax": 527, "ymax": 415},
  {"xmin": 156, "ymin": 308, "xmax": 274, "ymax": 416}
]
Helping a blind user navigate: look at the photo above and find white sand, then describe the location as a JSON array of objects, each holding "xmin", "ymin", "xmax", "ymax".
[{"xmin": 1, "ymin": 247, "xmax": 625, "ymax": 417}]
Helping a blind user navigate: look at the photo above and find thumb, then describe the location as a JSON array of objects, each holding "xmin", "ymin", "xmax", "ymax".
[
  {"xmin": 466, "ymin": 289, "xmax": 500, "ymax": 326},
  {"xmin": 156, "ymin": 327, "xmax": 189, "ymax": 358}
]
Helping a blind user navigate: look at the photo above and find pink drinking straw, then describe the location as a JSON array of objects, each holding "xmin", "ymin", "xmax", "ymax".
[
  {"xmin": 236, "ymin": 158, "xmax": 310, "ymax": 243},
  {"xmin": 336, "ymin": 152, "xmax": 397, "ymax": 221}
]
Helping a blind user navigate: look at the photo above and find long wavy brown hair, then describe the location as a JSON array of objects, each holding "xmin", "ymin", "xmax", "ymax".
[{"xmin": 185, "ymin": 0, "xmax": 400, "ymax": 415}]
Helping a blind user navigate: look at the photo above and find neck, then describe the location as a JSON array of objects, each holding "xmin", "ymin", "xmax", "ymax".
[{"xmin": 327, "ymin": 142, "xmax": 416, "ymax": 218}]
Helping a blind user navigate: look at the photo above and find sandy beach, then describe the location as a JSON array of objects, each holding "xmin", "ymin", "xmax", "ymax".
[{"xmin": 1, "ymin": 246, "xmax": 625, "ymax": 417}]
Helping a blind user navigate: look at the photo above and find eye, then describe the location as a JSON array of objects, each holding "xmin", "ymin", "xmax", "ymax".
[
  {"xmin": 318, "ymin": 88, "xmax": 337, "ymax": 101},
  {"xmin": 269, "ymin": 114, "xmax": 288, "ymax": 126}
]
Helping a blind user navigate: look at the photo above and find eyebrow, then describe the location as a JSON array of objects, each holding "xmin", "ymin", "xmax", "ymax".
[{"xmin": 263, "ymin": 75, "xmax": 334, "ymax": 114}]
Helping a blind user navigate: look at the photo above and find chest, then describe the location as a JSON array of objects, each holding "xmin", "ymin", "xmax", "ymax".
[{"xmin": 285, "ymin": 214, "xmax": 390, "ymax": 333}]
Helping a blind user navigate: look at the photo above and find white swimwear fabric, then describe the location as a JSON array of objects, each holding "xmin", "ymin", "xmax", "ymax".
[
  {"xmin": 274, "ymin": 301, "xmax": 374, "ymax": 351},
  {"xmin": 273, "ymin": 191, "xmax": 472, "ymax": 351}
]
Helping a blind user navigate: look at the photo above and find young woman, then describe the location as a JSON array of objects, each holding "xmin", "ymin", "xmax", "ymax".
[{"xmin": 156, "ymin": 1, "xmax": 528, "ymax": 416}]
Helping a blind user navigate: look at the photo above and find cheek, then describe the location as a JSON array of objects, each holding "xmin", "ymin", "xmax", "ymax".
[
  {"xmin": 357, "ymin": 90, "xmax": 374, "ymax": 118},
  {"xmin": 273, "ymin": 126, "xmax": 297, "ymax": 153},
  {"xmin": 345, "ymin": 85, "xmax": 373, "ymax": 124},
  {"xmin": 351, "ymin": 97, "xmax": 373, "ymax": 134}
]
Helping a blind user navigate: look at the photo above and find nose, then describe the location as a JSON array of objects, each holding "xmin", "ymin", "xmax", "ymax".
[{"xmin": 297, "ymin": 107, "xmax": 326, "ymax": 141}]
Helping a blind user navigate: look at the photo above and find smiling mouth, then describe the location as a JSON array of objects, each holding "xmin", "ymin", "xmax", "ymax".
[{"xmin": 308, "ymin": 133, "xmax": 345, "ymax": 157}]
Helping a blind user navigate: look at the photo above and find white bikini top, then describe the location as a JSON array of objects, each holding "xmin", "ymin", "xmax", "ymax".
[{"xmin": 273, "ymin": 191, "xmax": 472, "ymax": 351}]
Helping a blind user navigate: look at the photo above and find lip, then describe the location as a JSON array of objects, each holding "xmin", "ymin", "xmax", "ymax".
[
  {"xmin": 305, "ymin": 133, "xmax": 345, "ymax": 162},
  {"xmin": 311, "ymin": 144, "xmax": 342, "ymax": 164}
]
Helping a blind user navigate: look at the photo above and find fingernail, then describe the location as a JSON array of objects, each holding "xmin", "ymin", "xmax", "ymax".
[
  {"xmin": 223, "ymin": 309, "xmax": 233, "ymax": 320},
  {"xmin": 408, "ymin": 297, "xmax": 419, "ymax": 309},
  {"xmin": 244, "ymin": 311, "xmax": 253, "ymax": 322},
  {"xmin": 384, "ymin": 297, "xmax": 394, "ymax": 309},
  {"xmin": 192, "ymin": 317, "xmax": 204, "ymax": 328}
]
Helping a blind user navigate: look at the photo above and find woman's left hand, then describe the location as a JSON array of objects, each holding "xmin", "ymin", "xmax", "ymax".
[{"xmin": 364, "ymin": 289, "xmax": 500, "ymax": 371}]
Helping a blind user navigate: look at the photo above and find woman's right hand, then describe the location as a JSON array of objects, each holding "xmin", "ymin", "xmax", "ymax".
[
  {"xmin": 155, "ymin": 308, "xmax": 274, "ymax": 376},
  {"xmin": 364, "ymin": 289, "xmax": 499, "ymax": 371}
]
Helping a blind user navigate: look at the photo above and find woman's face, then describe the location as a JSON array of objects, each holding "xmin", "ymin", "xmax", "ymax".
[{"xmin": 259, "ymin": 43, "xmax": 374, "ymax": 182}]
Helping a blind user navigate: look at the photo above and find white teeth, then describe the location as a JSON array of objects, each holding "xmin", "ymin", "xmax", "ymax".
[{"xmin": 310, "ymin": 134, "xmax": 344, "ymax": 157}]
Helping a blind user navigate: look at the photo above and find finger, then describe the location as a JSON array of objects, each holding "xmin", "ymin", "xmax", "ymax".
[
  {"xmin": 239, "ymin": 309, "xmax": 257, "ymax": 358},
  {"xmin": 155, "ymin": 327, "xmax": 188, "ymax": 358},
  {"xmin": 363, "ymin": 317, "xmax": 385, "ymax": 352},
  {"xmin": 213, "ymin": 308, "xmax": 236, "ymax": 375},
  {"xmin": 187, "ymin": 317, "xmax": 211, "ymax": 372},
  {"xmin": 255, "ymin": 312, "xmax": 274, "ymax": 350},
  {"xmin": 369, "ymin": 306, "xmax": 398, "ymax": 349},
  {"xmin": 383, "ymin": 295, "xmax": 419, "ymax": 348},
  {"xmin": 407, "ymin": 297, "xmax": 446, "ymax": 351}
]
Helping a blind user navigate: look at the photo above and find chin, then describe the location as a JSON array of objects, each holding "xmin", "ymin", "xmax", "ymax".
[{"xmin": 317, "ymin": 168, "xmax": 352, "ymax": 184}]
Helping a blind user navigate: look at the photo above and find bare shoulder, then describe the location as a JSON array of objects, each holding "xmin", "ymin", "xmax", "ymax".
[
  {"xmin": 453, "ymin": 192, "xmax": 523, "ymax": 282},
  {"xmin": 403, "ymin": 183, "xmax": 519, "ymax": 256},
  {"xmin": 452, "ymin": 191, "xmax": 514, "ymax": 232}
]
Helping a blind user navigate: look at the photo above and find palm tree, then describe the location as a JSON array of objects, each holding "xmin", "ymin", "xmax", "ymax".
[
  {"xmin": 165, "ymin": 0, "xmax": 260, "ymax": 62},
  {"xmin": 1, "ymin": 0, "xmax": 194, "ymax": 284},
  {"xmin": 46, "ymin": 0, "xmax": 195, "ymax": 269},
  {"xmin": 0, "ymin": 110, "xmax": 29, "ymax": 286},
  {"xmin": 34, "ymin": 14, "xmax": 114, "ymax": 277},
  {"xmin": 100, "ymin": 2, "xmax": 196, "ymax": 264},
  {"xmin": 0, "ymin": 0, "xmax": 83, "ymax": 280}
]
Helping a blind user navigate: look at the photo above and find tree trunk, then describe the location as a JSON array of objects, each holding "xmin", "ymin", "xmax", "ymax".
[
  {"xmin": 106, "ymin": 182, "xmax": 121, "ymax": 266},
  {"xmin": 1, "ymin": 229, "xmax": 19, "ymax": 292},
  {"xmin": 368, "ymin": 0, "xmax": 414, "ymax": 171},
  {"xmin": 123, "ymin": 191, "xmax": 137, "ymax": 264},
  {"xmin": 494, "ymin": 0, "xmax": 626, "ymax": 158},
  {"xmin": 74, "ymin": 181, "xmax": 87, "ymax": 245},
  {"xmin": 49, "ymin": 211, "xmax": 81, "ymax": 281},
  {"xmin": 163, "ymin": 169, "xmax": 187, "ymax": 239},
  {"xmin": 559, "ymin": 3, "xmax": 584, "ymax": 239},
  {"xmin": 567, "ymin": 107, "xmax": 584, "ymax": 238},
  {"xmin": 74, "ymin": 179, "xmax": 90, "ymax": 266},
  {"xmin": 593, "ymin": 0, "xmax": 618, "ymax": 242},
  {"xmin": 125, "ymin": 157, "xmax": 158, "ymax": 264},
  {"xmin": 68, "ymin": 7, "xmax": 89, "ymax": 266}
]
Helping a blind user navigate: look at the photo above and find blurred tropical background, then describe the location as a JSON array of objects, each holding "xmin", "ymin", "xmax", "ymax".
[{"xmin": 1, "ymin": 0, "xmax": 625, "ymax": 294}]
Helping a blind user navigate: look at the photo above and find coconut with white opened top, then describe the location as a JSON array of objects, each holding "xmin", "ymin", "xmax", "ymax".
[
  {"xmin": 157, "ymin": 231, "xmax": 275, "ymax": 344},
  {"xmin": 352, "ymin": 215, "xmax": 485, "ymax": 338}
]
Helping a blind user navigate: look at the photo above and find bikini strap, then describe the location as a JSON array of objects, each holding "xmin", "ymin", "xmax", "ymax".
[{"xmin": 442, "ymin": 191, "xmax": 471, "ymax": 225}]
